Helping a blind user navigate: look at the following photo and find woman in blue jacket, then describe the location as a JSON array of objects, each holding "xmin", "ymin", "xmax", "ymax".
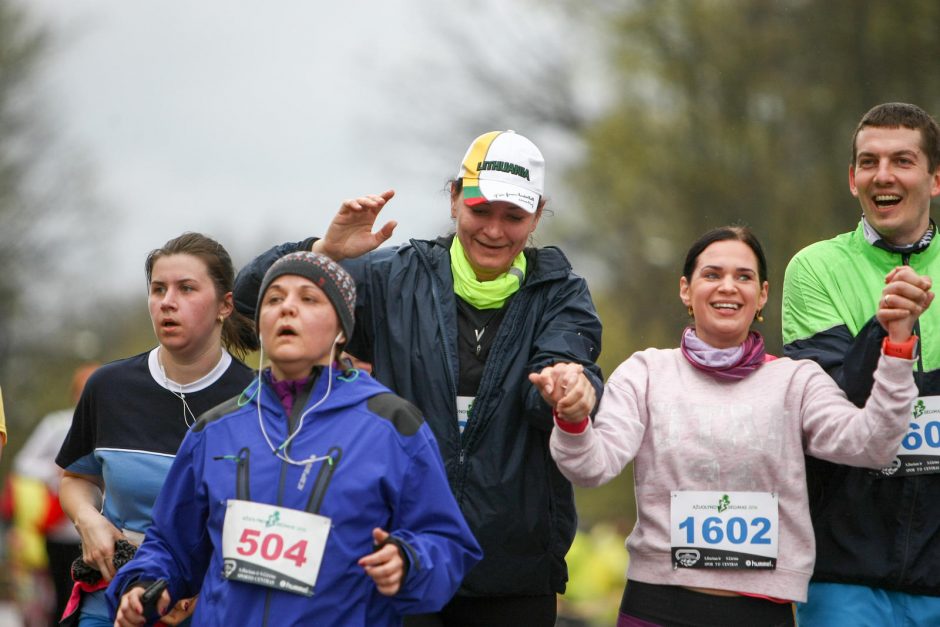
[
  {"xmin": 110, "ymin": 251, "xmax": 481, "ymax": 627},
  {"xmin": 232, "ymin": 131, "xmax": 603, "ymax": 626}
]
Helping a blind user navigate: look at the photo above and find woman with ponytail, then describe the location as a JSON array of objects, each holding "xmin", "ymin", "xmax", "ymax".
[{"xmin": 56, "ymin": 232, "xmax": 255, "ymax": 626}]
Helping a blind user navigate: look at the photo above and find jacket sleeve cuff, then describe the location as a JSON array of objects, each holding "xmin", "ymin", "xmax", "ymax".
[{"xmin": 553, "ymin": 409, "xmax": 589, "ymax": 434}]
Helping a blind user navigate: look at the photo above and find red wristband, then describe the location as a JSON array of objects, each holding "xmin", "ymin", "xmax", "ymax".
[
  {"xmin": 553, "ymin": 409, "xmax": 589, "ymax": 434},
  {"xmin": 882, "ymin": 335, "xmax": 919, "ymax": 360}
]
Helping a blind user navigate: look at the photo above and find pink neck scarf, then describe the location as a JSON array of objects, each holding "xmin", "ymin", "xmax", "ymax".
[{"xmin": 680, "ymin": 327, "xmax": 767, "ymax": 381}]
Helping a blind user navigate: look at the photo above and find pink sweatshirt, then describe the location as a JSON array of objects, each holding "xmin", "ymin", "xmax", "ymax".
[{"xmin": 550, "ymin": 349, "xmax": 916, "ymax": 602}]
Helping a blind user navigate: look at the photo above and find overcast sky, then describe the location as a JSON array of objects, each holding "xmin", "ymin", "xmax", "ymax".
[{"xmin": 20, "ymin": 1, "xmax": 606, "ymax": 304}]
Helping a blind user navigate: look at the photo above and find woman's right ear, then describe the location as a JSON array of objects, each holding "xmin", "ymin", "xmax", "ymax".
[{"xmin": 679, "ymin": 276, "xmax": 691, "ymax": 307}]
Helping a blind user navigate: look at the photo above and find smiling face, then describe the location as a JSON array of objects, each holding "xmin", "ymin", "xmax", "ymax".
[
  {"xmin": 258, "ymin": 274, "xmax": 343, "ymax": 381},
  {"xmin": 679, "ymin": 240, "xmax": 769, "ymax": 349},
  {"xmin": 451, "ymin": 191, "xmax": 541, "ymax": 281},
  {"xmin": 148, "ymin": 254, "xmax": 232, "ymax": 360},
  {"xmin": 850, "ymin": 125, "xmax": 940, "ymax": 247}
]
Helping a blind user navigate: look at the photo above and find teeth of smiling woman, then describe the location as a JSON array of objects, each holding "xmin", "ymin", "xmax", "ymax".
[{"xmin": 712, "ymin": 303, "xmax": 739, "ymax": 310}]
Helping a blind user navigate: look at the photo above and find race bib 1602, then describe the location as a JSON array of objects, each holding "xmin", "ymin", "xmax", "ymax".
[{"xmin": 670, "ymin": 490, "xmax": 778, "ymax": 570}]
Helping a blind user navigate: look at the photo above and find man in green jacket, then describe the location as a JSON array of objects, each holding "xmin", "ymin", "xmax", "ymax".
[{"xmin": 783, "ymin": 102, "xmax": 940, "ymax": 626}]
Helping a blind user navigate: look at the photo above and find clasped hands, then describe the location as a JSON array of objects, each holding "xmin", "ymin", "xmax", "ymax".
[
  {"xmin": 877, "ymin": 266, "xmax": 934, "ymax": 342},
  {"xmin": 529, "ymin": 363, "xmax": 596, "ymax": 425}
]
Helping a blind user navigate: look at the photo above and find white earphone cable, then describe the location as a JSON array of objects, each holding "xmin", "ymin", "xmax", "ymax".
[{"xmin": 254, "ymin": 334, "xmax": 342, "ymax": 467}]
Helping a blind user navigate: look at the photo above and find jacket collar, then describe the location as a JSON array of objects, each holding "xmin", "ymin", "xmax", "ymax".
[
  {"xmin": 252, "ymin": 365, "xmax": 382, "ymax": 418},
  {"xmin": 852, "ymin": 219, "xmax": 940, "ymax": 265},
  {"xmin": 418, "ymin": 234, "xmax": 572, "ymax": 287},
  {"xmin": 861, "ymin": 216, "xmax": 936, "ymax": 254}
]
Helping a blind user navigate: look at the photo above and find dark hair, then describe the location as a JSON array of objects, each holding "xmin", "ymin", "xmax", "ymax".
[
  {"xmin": 448, "ymin": 178, "xmax": 548, "ymax": 214},
  {"xmin": 851, "ymin": 102, "xmax": 940, "ymax": 172},
  {"xmin": 145, "ymin": 232, "xmax": 258, "ymax": 357},
  {"xmin": 682, "ymin": 226, "xmax": 768, "ymax": 283}
]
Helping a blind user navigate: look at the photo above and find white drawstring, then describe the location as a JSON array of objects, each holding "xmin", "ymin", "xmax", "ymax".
[
  {"xmin": 157, "ymin": 348, "xmax": 199, "ymax": 428},
  {"xmin": 254, "ymin": 335, "xmax": 342, "ymax": 467}
]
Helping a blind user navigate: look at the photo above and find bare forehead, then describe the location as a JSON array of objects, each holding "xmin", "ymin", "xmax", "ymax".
[
  {"xmin": 856, "ymin": 126, "xmax": 925, "ymax": 155},
  {"xmin": 695, "ymin": 240, "xmax": 759, "ymax": 271},
  {"xmin": 150, "ymin": 253, "xmax": 211, "ymax": 281}
]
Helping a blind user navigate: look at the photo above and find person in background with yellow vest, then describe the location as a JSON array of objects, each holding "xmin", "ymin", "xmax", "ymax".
[{"xmin": 13, "ymin": 364, "xmax": 98, "ymax": 625}]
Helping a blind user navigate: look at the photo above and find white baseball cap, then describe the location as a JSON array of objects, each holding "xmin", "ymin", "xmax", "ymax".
[{"xmin": 457, "ymin": 130, "xmax": 545, "ymax": 213}]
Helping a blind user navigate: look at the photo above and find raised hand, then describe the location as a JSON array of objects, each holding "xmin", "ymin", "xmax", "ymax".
[
  {"xmin": 877, "ymin": 266, "xmax": 934, "ymax": 342},
  {"xmin": 312, "ymin": 190, "xmax": 398, "ymax": 261}
]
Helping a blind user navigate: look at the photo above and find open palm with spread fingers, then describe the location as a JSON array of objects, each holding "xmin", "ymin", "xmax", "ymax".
[{"xmin": 312, "ymin": 189, "xmax": 398, "ymax": 261}]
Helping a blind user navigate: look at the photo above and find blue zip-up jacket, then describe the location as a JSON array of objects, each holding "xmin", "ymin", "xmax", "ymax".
[
  {"xmin": 106, "ymin": 368, "xmax": 481, "ymax": 625},
  {"xmin": 234, "ymin": 235, "xmax": 603, "ymax": 596}
]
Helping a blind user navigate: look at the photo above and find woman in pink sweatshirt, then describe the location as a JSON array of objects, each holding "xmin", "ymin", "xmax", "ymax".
[{"xmin": 530, "ymin": 226, "xmax": 934, "ymax": 626}]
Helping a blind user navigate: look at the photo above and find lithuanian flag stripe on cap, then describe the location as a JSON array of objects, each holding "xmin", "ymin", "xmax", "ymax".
[{"xmin": 461, "ymin": 131, "xmax": 502, "ymax": 202}]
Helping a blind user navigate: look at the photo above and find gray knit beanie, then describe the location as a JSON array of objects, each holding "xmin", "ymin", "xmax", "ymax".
[{"xmin": 256, "ymin": 251, "xmax": 356, "ymax": 342}]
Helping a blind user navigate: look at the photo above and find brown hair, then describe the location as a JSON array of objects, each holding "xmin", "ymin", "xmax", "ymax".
[
  {"xmin": 852, "ymin": 102, "xmax": 940, "ymax": 172},
  {"xmin": 145, "ymin": 232, "xmax": 258, "ymax": 357}
]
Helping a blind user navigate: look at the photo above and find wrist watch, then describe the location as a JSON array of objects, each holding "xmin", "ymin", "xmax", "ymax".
[{"xmin": 882, "ymin": 335, "xmax": 919, "ymax": 360}]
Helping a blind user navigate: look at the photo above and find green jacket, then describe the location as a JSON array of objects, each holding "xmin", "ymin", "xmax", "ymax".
[{"xmin": 783, "ymin": 220, "xmax": 940, "ymax": 594}]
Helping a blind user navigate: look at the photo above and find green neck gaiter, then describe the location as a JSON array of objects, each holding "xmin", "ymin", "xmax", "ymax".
[{"xmin": 450, "ymin": 236, "xmax": 526, "ymax": 310}]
